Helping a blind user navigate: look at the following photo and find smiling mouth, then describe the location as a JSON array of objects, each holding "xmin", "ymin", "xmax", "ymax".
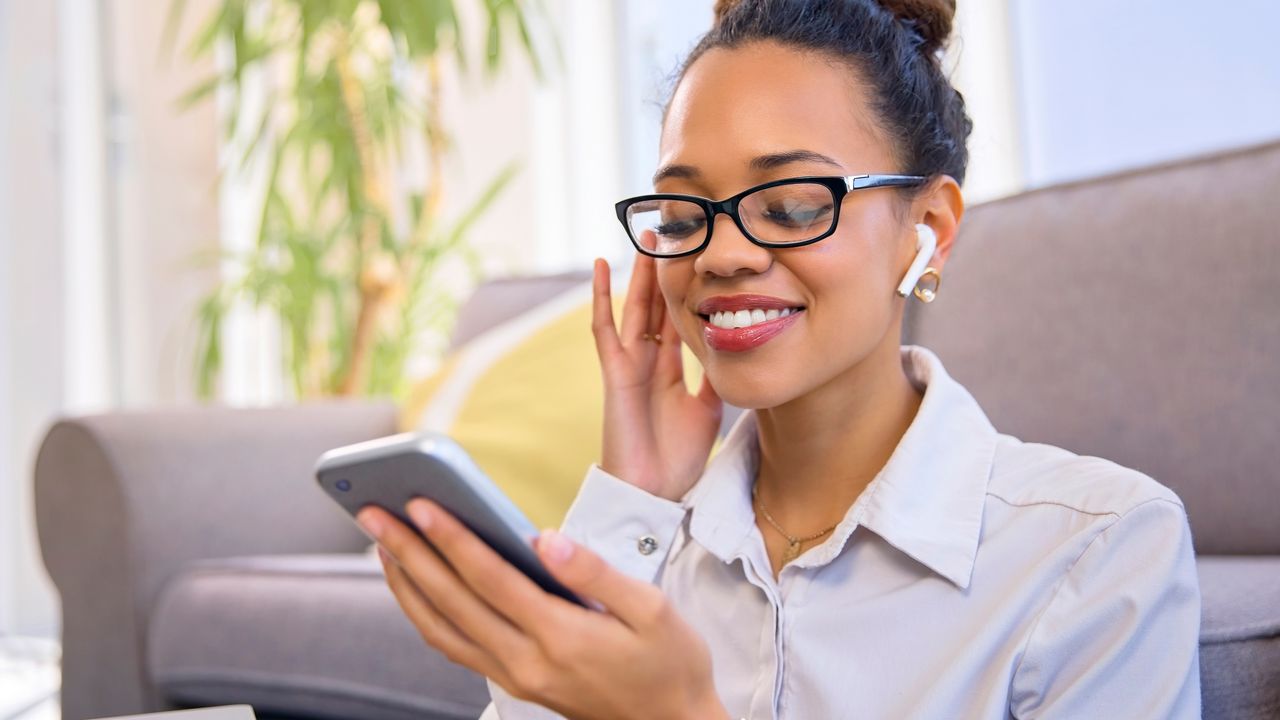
[
  {"xmin": 696, "ymin": 306, "xmax": 806, "ymax": 353},
  {"xmin": 698, "ymin": 306, "xmax": 806, "ymax": 329}
]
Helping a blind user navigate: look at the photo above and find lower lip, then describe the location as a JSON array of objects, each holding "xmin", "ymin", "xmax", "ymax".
[{"xmin": 702, "ymin": 310, "xmax": 804, "ymax": 352}]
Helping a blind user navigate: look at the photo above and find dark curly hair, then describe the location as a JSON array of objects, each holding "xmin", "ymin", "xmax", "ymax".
[{"xmin": 673, "ymin": 0, "xmax": 972, "ymax": 189}]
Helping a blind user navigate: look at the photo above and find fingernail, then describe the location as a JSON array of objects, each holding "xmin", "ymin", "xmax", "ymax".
[
  {"xmin": 539, "ymin": 529, "xmax": 574, "ymax": 565},
  {"xmin": 406, "ymin": 499, "xmax": 433, "ymax": 531},
  {"xmin": 357, "ymin": 508, "xmax": 384, "ymax": 539}
]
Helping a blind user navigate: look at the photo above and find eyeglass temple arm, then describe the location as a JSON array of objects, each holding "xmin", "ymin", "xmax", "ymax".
[{"xmin": 845, "ymin": 174, "xmax": 927, "ymax": 191}]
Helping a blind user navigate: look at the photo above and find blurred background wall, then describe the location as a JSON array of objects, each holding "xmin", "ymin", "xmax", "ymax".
[
  {"xmin": 2, "ymin": 0, "xmax": 1278, "ymax": 641},
  {"xmin": 1013, "ymin": 0, "xmax": 1280, "ymax": 187},
  {"xmin": 3, "ymin": 0, "xmax": 68, "ymax": 640}
]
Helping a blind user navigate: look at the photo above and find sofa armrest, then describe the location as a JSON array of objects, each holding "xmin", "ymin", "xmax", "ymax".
[{"xmin": 34, "ymin": 400, "xmax": 398, "ymax": 720}]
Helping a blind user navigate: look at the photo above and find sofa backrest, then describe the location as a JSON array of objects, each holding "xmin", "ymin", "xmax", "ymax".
[
  {"xmin": 450, "ymin": 271, "xmax": 591, "ymax": 350},
  {"xmin": 908, "ymin": 140, "xmax": 1280, "ymax": 555},
  {"xmin": 454, "ymin": 141, "xmax": 1280, "ymax": 556}
]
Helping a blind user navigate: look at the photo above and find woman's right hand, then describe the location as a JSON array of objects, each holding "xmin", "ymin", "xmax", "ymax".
[{"xmin": 591, "ymin": 255, "xmax": 724, "ymax": 501}]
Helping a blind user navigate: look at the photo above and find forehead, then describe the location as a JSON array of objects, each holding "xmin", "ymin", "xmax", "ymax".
[{"xmin": 659, "ymin": 40, "xmax": 897, "ymax": 187}]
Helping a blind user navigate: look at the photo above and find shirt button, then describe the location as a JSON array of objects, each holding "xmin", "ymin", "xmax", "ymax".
[{"xmin": 636, "ymin": 535, "xmax": 659, "ymax": 555}]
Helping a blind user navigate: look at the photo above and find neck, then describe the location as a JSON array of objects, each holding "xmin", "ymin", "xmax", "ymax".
[{"xmin": 753, "ymin": 338, "xmax": 924, "ymax": 535}]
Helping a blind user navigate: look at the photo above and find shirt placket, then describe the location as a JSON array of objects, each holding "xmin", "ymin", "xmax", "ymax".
[{"xmin": 735, "ymin": 545, "xmax": 794, "ymax": 720}]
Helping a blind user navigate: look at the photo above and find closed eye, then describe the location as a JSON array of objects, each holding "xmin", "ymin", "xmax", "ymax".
[
  {"xmin": 763, "ymin": 204, "xmax": 833, "ymax": 228},
  {"xmin": 655, "ymin": 217, "xmax": 707, "ymax": 238}
]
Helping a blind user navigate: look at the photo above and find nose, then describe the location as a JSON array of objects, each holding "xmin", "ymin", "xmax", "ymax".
[{"xmin": 692, "ymin": 213, "xmax": 773, "ymax": 278}]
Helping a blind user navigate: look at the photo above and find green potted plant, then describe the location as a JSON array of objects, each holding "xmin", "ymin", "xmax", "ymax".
[{"xmin": 169, "ymin": 0, "xmax": 551, "ymax": 399}]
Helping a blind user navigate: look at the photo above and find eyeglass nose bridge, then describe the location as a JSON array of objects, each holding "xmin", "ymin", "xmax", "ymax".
[{"xmin": 699, "ymin": 195, "xmax": 771, "ymax": 252}]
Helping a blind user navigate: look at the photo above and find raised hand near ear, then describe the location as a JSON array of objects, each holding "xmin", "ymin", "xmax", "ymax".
[{"xmin": 591, "ymin": 256, "xmax": 723, "ymax": 501}]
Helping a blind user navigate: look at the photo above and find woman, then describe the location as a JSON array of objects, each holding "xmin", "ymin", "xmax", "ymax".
[{"xmin": 356, "ymin": 0, "xmax": 1202, "ymax": 717}]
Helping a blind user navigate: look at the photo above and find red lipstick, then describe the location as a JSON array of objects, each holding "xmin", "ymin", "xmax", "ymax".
[
  {"xmin": 696, "ymin": 294, "xmax": 802, "ymax": 315},
  {"xmin": 696, "ymin": 294, "xmax": 805, "ymax": 353}
]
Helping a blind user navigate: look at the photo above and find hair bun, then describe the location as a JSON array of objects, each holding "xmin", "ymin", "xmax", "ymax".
[
  {"xmin": 713, "ymin": 0, "xmax": 745, "ymax": 26},
  {"xmin": 876, "ymin": 0, "xmax": 956, "ymax": 55}
]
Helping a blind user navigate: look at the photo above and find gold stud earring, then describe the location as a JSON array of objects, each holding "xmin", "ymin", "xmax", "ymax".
[{"xmin": 913, "ymin": 267, "xmax": 941, "ymax": 303}]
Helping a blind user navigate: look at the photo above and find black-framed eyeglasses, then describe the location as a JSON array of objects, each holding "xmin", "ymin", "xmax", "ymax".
[{"xmin": 614, "ymin": 174, "xmax": 927, "ymax": 258}]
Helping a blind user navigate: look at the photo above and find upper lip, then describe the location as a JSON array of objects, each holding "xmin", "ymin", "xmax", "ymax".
[{"xmin": 695, "ymin": 294, "xmax": 806, "ymax": 315}]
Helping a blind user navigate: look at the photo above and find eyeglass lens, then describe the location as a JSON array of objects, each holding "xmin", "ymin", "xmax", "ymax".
[{"xmin": 625, "ymin": 181, "xmax": 837, "ymax": 256}]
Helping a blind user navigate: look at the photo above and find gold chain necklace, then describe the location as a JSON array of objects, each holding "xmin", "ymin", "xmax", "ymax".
[{"xmin": 752, "ymin": 483, "xmax": 840, "ymax": 564}]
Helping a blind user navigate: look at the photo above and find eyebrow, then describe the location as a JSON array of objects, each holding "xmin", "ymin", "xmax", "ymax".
[{"xmin": 651, "ymin": 149, "xmax": 844, "ymax": 186}]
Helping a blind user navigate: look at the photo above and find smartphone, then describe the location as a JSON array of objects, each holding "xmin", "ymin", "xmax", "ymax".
[{"xmin": 315, "ymin": 432, "xmax": 586, "ymax": 608}]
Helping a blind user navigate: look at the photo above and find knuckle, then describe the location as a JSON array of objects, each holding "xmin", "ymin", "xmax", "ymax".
[
  {"xmin": 509, "ymin": 662, "xmax": 552, "ymax": 698},
  {"xmin": 380, "ymin": 562, "xmax": 404, "ymax": 591},
  {"xmin": 415, "ymin": 623, "xmax": 439, "ymax": 647},
  {"xmin": 375, "ymin": 525, "xmax": 404, "ymax": 553},
  {"xmin": 426, "ymin": 520, "xmax": 463, "ymax": 555},
  {"xmin": 439, "ymin": 646, "xmax": 468, "ymax": 667},
  {"xmin": 537, "ymin": 631, "xmax": 579, "ymax": 668},
  {"xmin": 442, "ymin": 648, "xmax": 479, "ymax": 673},
  {"xmin": 504, "ymin": 682, "xmax": 537, "ymax": 704},
  {"xmin": 415, "ymin": 621, "xmax": 448, "ymax": 653},
  {"xmin": 426, "ymin": 512, "xmax": 455, "ymax": 540}
]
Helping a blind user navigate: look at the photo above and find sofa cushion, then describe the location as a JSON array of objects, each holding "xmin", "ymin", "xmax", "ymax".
[
  {"xmin": 1197, "ymin": 555, "xmax": 1280, "ymax": 719},
  {"xmin": 398, "ymin": 280, "xmax": 603, "ymax": 530},
  {"xmin": 148, "ymin": 555, "xmax": 489, "ymax": 720}
]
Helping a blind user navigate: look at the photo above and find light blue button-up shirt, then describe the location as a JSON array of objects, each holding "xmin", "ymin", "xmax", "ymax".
[{"xmin": 483, "ymin": 344, "xmax": 1201, "ymax": 719}]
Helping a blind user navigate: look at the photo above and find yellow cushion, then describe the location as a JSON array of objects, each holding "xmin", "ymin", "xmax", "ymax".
[{"xmin": 399, "ymin": 280, "xmax": 705, "ymax": 529}]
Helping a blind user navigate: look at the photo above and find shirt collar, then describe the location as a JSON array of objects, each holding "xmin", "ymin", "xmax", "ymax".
[{"xmin": 683, "ymin": 344, "xmax": 998, "ymax": 590}]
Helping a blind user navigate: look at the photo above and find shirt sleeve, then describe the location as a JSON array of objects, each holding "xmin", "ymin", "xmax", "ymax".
[
  {"xmin": 1010, "ymin": 497, "xmax": 1202, "ymax": 719},
  {"xmin": 556, "ymin": 463, "xmax": 689, "ymax": 583},
  {"xmin": 484, "ymin": 465, "xmax": 690, "ymax": 719}
]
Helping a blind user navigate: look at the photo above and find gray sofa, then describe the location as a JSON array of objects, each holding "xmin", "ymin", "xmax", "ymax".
[{"xmin": 37, "ymin": 140, "xmax": 1280, "ymax": 720}]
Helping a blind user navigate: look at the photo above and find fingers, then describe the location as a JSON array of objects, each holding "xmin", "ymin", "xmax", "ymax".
[
  {"xmin": 653, "ymin": 294, "xmax": 685, "ymax": 383},
  {"xmin": 403, "ymin": 499, "xmax": 570, "ymax": 630},
  {"xmin": 358, "ymin": 505, "xmax": 529, "ymax": 659},
  {"xmin": 591, "ymin": 258, "xmax": 622, "ymax": 362},
  {"xmin": 377, "ymin": 547, "xmax": 507, "ymax": 682},
  {"xmin": 535, "ymin": 529, "xmax": 669, "ymax": 631},
  {"xmin": 647, "ymin": 263, "xmax": 667, "ymax": 338},
  {"xmin": 619, "ymin": 254, "xmax": 657, "ymax": 344}
]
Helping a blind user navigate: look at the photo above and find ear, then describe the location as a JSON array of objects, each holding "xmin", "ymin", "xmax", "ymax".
[{"xmin": 913, "ymin": 175, "xmax": 964, "ymax": 272}]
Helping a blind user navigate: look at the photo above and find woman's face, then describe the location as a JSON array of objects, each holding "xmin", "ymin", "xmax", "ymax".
[{"xmin": 656, "ymin": 41, "xmax": 934, "ymax": 409}]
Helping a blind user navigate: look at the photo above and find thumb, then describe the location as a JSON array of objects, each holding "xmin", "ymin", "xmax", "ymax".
[{"xmin": 536, "ymin": 529, "xmax": 665, "ymax": 627}]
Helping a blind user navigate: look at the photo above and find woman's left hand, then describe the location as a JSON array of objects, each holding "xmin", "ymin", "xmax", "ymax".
[{"xmin": 358, "ymin": 500, "xmax": 729, "ymax": 720}]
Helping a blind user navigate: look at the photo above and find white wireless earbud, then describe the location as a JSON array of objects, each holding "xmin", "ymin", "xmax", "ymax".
[{"xmin": 895, "ymin": 224, "xmax": 937, "ymax": 297}]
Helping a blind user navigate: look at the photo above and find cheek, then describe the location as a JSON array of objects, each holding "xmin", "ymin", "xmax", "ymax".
[
  {"xmin": 655, "ymin": 258, "xmax": 689, "ymax": 299},
  {"xmin": 790, "ymin": 230, "xmax": 895, "ymax": 299}
]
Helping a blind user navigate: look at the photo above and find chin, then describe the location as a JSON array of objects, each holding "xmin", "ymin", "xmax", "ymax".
[{"xmin": 703, "ymin": 366, "xmax": 801, "ymax": 411}]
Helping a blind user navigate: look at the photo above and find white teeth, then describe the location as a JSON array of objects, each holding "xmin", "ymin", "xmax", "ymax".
[{"xmin": 706, "ymin": 307, "xmax": 800, "ymax": 329}]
